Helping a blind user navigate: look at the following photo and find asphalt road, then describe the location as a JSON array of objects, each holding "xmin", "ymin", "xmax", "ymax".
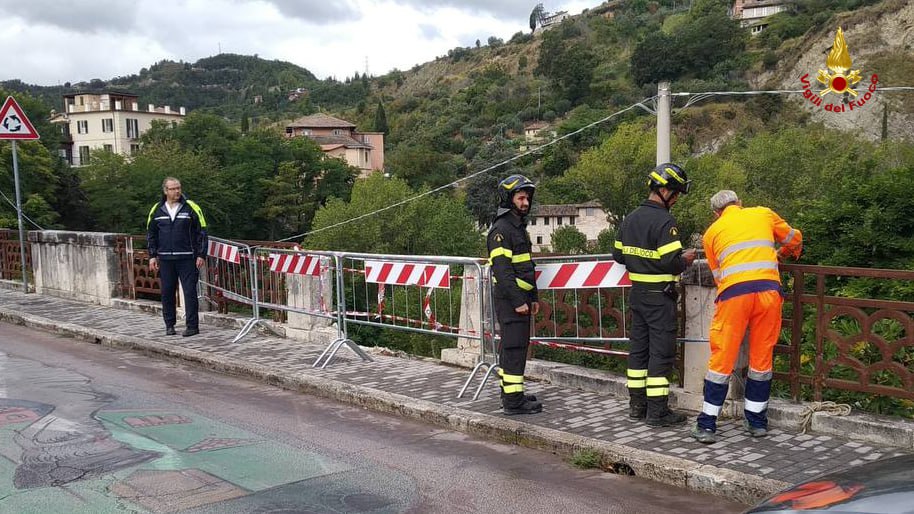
[{"xmin": 0, "ymin": 321, "xmax": 746, "ymax": 513}]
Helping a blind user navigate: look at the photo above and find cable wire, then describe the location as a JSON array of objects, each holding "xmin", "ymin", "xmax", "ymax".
[
  {"xmin": 0, "ymin": 188, "xmax": 45, "ymax": 230},
  {"xmin": 268, "ymin": 96, "xmax": 658, "ymax": 245}
]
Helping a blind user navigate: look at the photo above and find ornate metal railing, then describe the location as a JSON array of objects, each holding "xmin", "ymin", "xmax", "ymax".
[
  {"xmin": 0, "ymin": 229, "xmax": 31, "ymax": 281},
  {"xmin": 778, "ymin": 263, "xmax": 914, "ymax": 402}
]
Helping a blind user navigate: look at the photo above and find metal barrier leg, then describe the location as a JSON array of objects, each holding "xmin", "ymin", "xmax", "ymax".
[
  {"xmin": 232, "ymin": 318, "xmax": 268, "ymax": 343},
  {"xmin": 457, "ymin": 362, "xmax": 497, "ymax": 400},
  {"xmin": 313, "ymin": 338, "xmax": 373, "ymax": 369}
]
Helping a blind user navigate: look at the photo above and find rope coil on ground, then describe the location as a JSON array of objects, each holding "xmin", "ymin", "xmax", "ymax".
[{"xmin": 799, "ymin": 401, "xmax": 852, "ymax": 434}]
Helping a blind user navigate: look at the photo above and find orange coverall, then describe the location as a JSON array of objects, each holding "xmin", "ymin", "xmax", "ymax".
[{"xmin": 698, "ymin": 205, "xmax": 802, "ymax": 432}]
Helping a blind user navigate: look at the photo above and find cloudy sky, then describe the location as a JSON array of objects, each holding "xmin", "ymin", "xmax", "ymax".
[{"xmin": 0, "ymin": 0, "xmax": 595, "ymax": 86}]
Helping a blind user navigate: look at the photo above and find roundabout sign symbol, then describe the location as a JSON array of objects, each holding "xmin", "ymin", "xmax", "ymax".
[{"xmin": 0, "ymin": 97, "xmax": 39, "ymax": 140}]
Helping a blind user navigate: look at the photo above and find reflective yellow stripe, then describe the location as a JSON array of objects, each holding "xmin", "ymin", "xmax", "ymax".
[
  {"xmin": 627, "ymin": 369, "xmax": 647, "ymax": 389},
  {"xmin": 649, "ymin": 171, "xmax": 668, "ymax": 185},
  {"xmin": 646, "ymin": 387, "xmax": 670, "ymax": 397},
  {"xmin": 628, "ymin": 273, "xmax": 676, "ymax": 283},
  {"xmin": 516, "ymin": 278, "xmax": 534, "ymax": 291},
  {"xmin": 622, "ymin": 246, "xmax": 660, "ymax": 259},
  {"xmin": 500, "ymin": 371, "xmax": 524, "ymax": 384},
  {"xmin": 186, "ymin": 200, "xmax": 207, "ymax": 228},
  {"xmin": 502, "ymin": 384, "xmax": 524, "ymax": 393},
  {"xmin": 511, "ymin": 253, "xmax": 531, "ymax": 263},
  {"xmin": 646, "ymin": 376, "xmax": 670, "ymax": 397},
  {"xmin": 657, "ymin": 240, "xmax": 683, "ymax": 256},
  {"xmin": 663, "ymin": 166, "xmax": 684, "ymax": 183},
  {"xmin": 614, "ymin": 240, "xmax": 623, "ymax": 249},
  {"xmin": 146, "ymin": 202, "xmax": 160, "ymax": 229},
  {"xmin": 489, "ymin": 247, "xmax": 514, "ymax": 259}
]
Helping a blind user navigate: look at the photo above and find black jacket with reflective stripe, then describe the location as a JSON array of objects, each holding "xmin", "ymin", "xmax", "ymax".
[
  {"xmin": 612, "ymin": 200, "xmax": 687, "ymax": 284},
  {"xmin": 487, "ymin": 212, "xmax": 537, "ymax": 308},
  {"xmin": 146, "ymin": 194, "xmax": 208, "ymax": 260}
]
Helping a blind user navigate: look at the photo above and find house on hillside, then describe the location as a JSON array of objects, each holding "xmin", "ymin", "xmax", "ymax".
[
  {"xmin": 534, "ymin": 9, "xmax": 570, "ymax": 33},
  {"xmin": 730, "ymin": 0, "xmax": 794, "ymax": 35},
  {"xmin": 285, "ymin": 113, "xmax": 384, "ymax": 176},
  {"xmin": 49, "ymin": 91, "xmax": 186, "ymax": 167},
  {"xmin": 524, "ymin": 121, "xmax": 554, "ymax": 144},
  {"xmin": 528, "ymin": 201, "xmax": 612, "ymax": 252}
]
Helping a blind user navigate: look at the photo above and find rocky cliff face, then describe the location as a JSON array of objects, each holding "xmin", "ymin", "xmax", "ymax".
[{"xmin": 757, "ymin": 0, "xmax": 914, "ymax": 141}]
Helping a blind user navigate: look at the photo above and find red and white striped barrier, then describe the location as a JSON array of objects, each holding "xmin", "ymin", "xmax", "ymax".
[
  {"xmin": 535, "ymin": 260, "xmax": 630, "ymax": 290},
  {"xmin": 269, "ymin": 252, "xmax": 321, "ymax": 276},
  {"xmin": 364, "ymin": 260, "xmax": 450, "ymax": 289},
  {"xmin": 208, "ymin": 240, "xmax": 241, "ymax": 264}
]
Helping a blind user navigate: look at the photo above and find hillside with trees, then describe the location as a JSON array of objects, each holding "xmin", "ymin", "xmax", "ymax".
[{"xmin": 1, "ymin": 0, "xmax": 913, "ymax": 271}]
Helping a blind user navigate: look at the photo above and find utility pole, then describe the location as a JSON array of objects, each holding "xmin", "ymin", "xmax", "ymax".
[{"xmin": 656, "ymin": 81, "xmax": 671, "ymax": 165}]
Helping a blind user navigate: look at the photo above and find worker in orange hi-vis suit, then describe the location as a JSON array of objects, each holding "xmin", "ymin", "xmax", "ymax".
[{"xmin": 691, "ymin": 190, "xmax": 802, "ymax": 444}]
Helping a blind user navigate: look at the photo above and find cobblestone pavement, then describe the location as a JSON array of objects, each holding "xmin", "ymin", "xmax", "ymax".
[{"xmin": 0, "ymin": 288, "xmax": 908, "ymax": 490}]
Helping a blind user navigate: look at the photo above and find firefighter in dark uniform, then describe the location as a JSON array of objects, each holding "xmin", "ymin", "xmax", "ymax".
[
  {"xmin": 488, "ymin": 174, "xmax": 542, "ymax": 415},
  {"xmin": 612, "ymin": 163, "xmax": 697, "ymax": 426}
]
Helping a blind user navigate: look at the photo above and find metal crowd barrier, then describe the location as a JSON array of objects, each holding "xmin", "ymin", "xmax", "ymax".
[
  {"xmin": 457, "ymin": 254, "xmax": 634, "ymax": 400},
  {"xmin": 200, "ymin": 237, "xmax": 261, "ymax": 343},
  {"xmin": 254, "ymin": 246, "xmax": 371, "ymax": 368},
  {"xmin": 198, "ymin": 238, "xmax": 704, "ymax": 396},
  {"xmin": 337, "ymin": 252, "xmax": 487, "ymax": 372}
]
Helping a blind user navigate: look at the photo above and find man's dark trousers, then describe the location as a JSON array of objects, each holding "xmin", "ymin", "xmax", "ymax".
[
  {"xmin": 159, "ymin": 258, "xmax": 199, "ymax": 330},
  {"xmin": 629, "ymin": 288, "xmax": 677, "ymax": 376}
]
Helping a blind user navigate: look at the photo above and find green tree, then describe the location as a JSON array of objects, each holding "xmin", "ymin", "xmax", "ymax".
[
  {"xmin": 0, "ymin": 139, "xmax": 62, "ymax": 229},
  {"xmin": 551, "ymin": 225, "xmax": 588, "ymax": 254},
  {"xmin": 258, "ymin": 138, "xmax": 357, "ymax": 240},
  {"xmin": 594, "ymin": 227, "xmax": 616, "ymax": 254},
  {"xmin": 530, "ymin": 3, "xmax": 544, "ymax": 32},
  {"xmin": 373, "ymin": 101, "xmax": 389, "ymax": 134},
  {"xmin": 305, "ymin": 174, "xmax": 483, "ymax": 256},
  {"xmin": 565, "ymin": 121, "xmax": 678, "ymax": 218}
]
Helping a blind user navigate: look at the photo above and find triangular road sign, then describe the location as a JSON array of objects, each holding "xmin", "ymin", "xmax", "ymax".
[{"xmin": 0, "ymin": 96, "xmax": 40, "ymax": 140}]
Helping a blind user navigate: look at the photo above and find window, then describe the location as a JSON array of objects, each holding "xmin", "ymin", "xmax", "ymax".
[
  {"xmin": 130, "ymin": 144, "xmax": 140, "ymax": 155},
  {"xmin": 78, "ymin": 146, "xmax": 90, "ymax": 165},
  {"xmin": 285, "ymin": 127, "xmax": 294, "ymax": 135},
  {"xmin": 544, "ymin": 217, "xmax": 549, "ymax": 226},
  {"xmin": 332, "ymin": 129, "xmax": 346, "ymax": 136},
  {"xmin": 536, "ymin": 236, "xmax": 543, "ymax": 244},
  {"xmin": 60, "ymin": 124, "xmax": 70, "ymax": 137},
  {"xmin": 126, "ymin": 118, "xmax": 139, "ymax": 138},
  {"xmin": 77, "ymin": 120, "xmax": 88, "ymax": 134},
  {"xmin": 570, "ymin": 216, "xmax": 575, "ymax": 225},
  {"xmin": 557, "ymin": 217, "xmax": 563, "ymax": 225},
  {"xmin": 586, "ymin": 208, "xmax": 594, "ymax": 217},
  {"xmin": 102, "ymin": 118, "xmax": 114, "ymax": 133},
  {"xmin": 103, "ymin": 144, "xmax": 113, "ymax": 152},
  {"xmin": 530, "ymin": 217, "xmax": 536, "ymax": 226}
]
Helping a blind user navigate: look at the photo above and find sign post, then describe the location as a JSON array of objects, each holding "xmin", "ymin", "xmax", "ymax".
[{"xmin": 0, "ymin": 96, "xmax": 41, "ymax": 292}]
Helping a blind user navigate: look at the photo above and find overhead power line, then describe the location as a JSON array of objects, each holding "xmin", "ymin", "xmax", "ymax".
[{"xmin": 271, "ymin": 96, "xmax": 658, "ymax": 244}]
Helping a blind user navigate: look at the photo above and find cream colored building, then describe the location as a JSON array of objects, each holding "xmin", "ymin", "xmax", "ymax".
[
  {"xmin": 527, "ymin": 201, "xmax": 612, "ymax": 252},
  {"xmin": 49, "ymin": 92, "xmax": 186, "ymax": 166},
  {"xmin": 285, "ymin": 113, "xmax": 384, "ymax": 177}
]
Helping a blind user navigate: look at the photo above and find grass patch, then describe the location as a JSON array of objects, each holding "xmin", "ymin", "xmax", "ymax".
[{"xmin": 570, "ymin": 448, "xmax": 602, "ymax": 469}]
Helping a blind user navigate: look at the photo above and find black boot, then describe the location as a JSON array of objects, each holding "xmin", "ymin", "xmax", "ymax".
[
  {"xmin": 502, "ymin": 392, "xmax": 543, "ymax": 415},
  {"xmin": 645, "ymin": 397, "xmax": 686, "ymax": 426},
  {"xmin": 629, "ymin": 389, "xmax": 647, "ymax": 420},
  {"xmin": 501, "ymin": 391, "xmax": 538, "ymax": 404}
]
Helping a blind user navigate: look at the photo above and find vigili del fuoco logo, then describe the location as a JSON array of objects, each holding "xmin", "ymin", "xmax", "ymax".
[{"xmin": 800, "ymin": 27, "xmax": 878, "ymax": 113}]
